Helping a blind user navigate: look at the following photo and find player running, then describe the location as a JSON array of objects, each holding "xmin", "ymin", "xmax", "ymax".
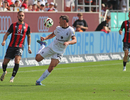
[
  {"xmin": 0, "ymin": 11, "xmax": 32, "ymax": 82},
  {"xmin": 119, "ymin": 11, "xmax": 130, "ymax": 71}
]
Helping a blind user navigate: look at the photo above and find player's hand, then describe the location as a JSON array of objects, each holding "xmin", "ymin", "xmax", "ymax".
[
  {"xmin": 28, "ymin": 47, "xmax": 32, "ymax": 54},
  {"xmin": 63, "ymin": 42, "xmax": 69, "ymax": 46},
  {"xmin": 1, "ymin": 41, "xmax": 5, "ymax": 46},
  {"xmin": 41, "ymin": 37, "xmax": 45, "ymax": 41},
  {"xmin": 119, "ymin": 30, "xmax": 122, "ymax": 35}
]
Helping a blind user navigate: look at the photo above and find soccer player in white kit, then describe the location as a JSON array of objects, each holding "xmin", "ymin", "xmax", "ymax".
[{"xmin": 35, "ymin": 15, "xmax": 77, "ymax": 85}]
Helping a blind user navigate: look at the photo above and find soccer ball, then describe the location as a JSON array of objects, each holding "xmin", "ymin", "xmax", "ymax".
[{"xmin": 44, "ymin": 18, "xmax": 54, "ymax": 28}]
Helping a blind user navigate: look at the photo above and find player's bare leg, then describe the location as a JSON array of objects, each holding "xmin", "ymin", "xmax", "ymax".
[
  {"xmin": 35, "ymin": 54, "xmax": 44, "ymax": 62},
  {"xmin": 0, "ymin": 58, "xmax": 10, "ymax": 81},
  {"xmin": 36, "ymin": 59, "xmax": 59, "ymax": 85},
  {"xmin": 123, "ymin": 50, "xmax": 129, "ymax": 71},
  {"xmin": 10, "ymin": 56, "xmax": 21, "ymax": 82}
]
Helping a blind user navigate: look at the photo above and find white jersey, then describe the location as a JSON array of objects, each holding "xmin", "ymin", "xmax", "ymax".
[{"xmin": 48, "ymin": 26, "xmax": 75, "ymax": 54}]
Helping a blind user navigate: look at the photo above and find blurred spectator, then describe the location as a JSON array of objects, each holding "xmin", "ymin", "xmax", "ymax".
[
  {"xmin": 37, "ymin": 5, "xmax": 40, "ymax": 11},
  {"xmin": 54, "ymin": 3, "xmax": 58, "ymax": 12},
  {"xmin": 120, "ymin": 0, "xmax": 127, "ymax": 12},
  {"xmin": 65, "ymin": 0, "xmax": 75, "ymax": 11},
  {"xmin": 107, "ymin": 0, "xmax": 117, "ymax": 10},
  {"xmin": 9, "ymin": 4, "xmax": 15, "ymax": 11},
  {"xmin": 6, "ymin": 0, "xmax": 13, "ymax": 6},
  {"xmin": 40, "ymin": 4, "xmax": 44, "ymax": 11},
  {"xmin": 91, "ymin": 0, "xmax": 98, "ymax": 12},
  {"xmin": 44, "ymin": 2, "xmax": 49, "ymax": 11},
  {"xmin": 76, "ymin": 25, "xmax": 83, "ymax": 32},
  {"xmin": 47, "ymin": 2, "xmax": 55, "ymax": 12},
  {"xmin": 84, "ymin": 0, "xmax": 92, "ymax": 12},
  {"xmin": 73, "ymin": 13, "xmax": 88, "ymax": 31},
  {"xmin": 78, "ymin": 0, "xmax": 84, "ymax": 12},
  {"xmin": 32, "ymin": 3, "xmax": 37, "ymax": 11},
  {"xmin": 15, "ymin": 0, "xmax": 20, "ymax": 7},
  {"xmin": 28, "ymin": 4, "xmax": 32, "ymax": 11},
  {"xmin": 95, "ymin": 16, "xmax": 111, "ymax": 33},
  {"xmin": 39, "ymin": 0, "xmax": 48, "ymax": 6},
  {"xmin": 37, "ymin": 0, "xmax": 41, "ymax": 6},
  {"xmin": 2, "ymin": 1, "xmax": 8, "ymax": 11},
  {"xmin": 21, "ymin": 0, "xmax": 28, "ymax": 11}
]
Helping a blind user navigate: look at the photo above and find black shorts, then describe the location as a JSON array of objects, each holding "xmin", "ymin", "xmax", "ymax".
[
  {"xmin": 5, "ymin": 47, "xmax": 23, "ymax": 59},
  {"xmin": 123, "ymin": 42, "xmax": 130, "ymax": 51}
]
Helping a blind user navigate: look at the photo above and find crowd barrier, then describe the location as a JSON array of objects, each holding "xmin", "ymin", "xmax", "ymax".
[{"xmin": 0, "ymin": 31, "xmax": 124, "ymax": 68}]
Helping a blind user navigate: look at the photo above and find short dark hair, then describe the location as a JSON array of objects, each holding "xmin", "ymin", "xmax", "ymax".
[
  {"xmin": 60, "ymin": 15, "xmax": 69, "ymax": 22},
  {"xmin": 107, "ymin": 16, "xmax": 111, "ymax": 19},
  {"xmin": 18, "ymin": 11, "xmax": 24, "ymax": 15}
]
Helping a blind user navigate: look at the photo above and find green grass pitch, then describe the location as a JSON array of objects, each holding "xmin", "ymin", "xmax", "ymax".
[{"xmin": 0, "ymin": 60, "xmax": 130, "ymax": 100}]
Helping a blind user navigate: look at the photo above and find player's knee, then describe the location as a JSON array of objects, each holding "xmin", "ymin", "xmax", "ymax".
[{"xmin": 35, "ymin": 54, "xmax": 43, "ymax": 62}]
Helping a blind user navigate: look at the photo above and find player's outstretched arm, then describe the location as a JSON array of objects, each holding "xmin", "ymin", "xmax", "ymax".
[
  {"xmin": 64, "ymin": 36, "xmax": 77, "ymax": 46},
  {"xmin": 41, "ymin": 32, "xmax": 56, "ymax": 41},
  {"xmin": 1, "ymin": 32, "xmax": 10, "ymax": 46}
]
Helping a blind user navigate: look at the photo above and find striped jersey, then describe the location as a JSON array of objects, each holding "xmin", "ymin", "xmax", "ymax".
[
  {"xmin": 7, "ymin": 22, "xmax": 30, "ymax": 48},
  {"xmin": 121, "ymin": 20, "xmax": 130, "ymax": 43}
]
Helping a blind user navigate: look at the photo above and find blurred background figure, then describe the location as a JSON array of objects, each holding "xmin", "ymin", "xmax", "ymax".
[
  {"xmin": 95, "ymin": 16, "xmax": 111, "ymax": 33},
  {"xmin": 2, "ymin": 1, "xmax": 8, "ymax": 11},
  {"xmin": 76, "ymin": 25, "xmax": 83, "ymax": 32},
  {"xmin": 84, "ymin": 0, "xmax": 92, "ymax": 12},
  {"xmin": 21, "ymin": 0, "xmax": 28, "ymax": 11},
  {"xmin": 119, "ymin": 0, "xmax": 127, "ymax": 12},
  {"xmin": 40, "ymin": 3, "xmax": 45, "ymax": 11},
  {"xmin": 44, "ymin": 2, "xmax": 49, "ymax": 11},
  {"xmin": 32, "ymin": 3, "xmax": 37, "ymax": 11},
  {"xmin": 28, "ymin": 4, "xmax": 32, "ymax": 11},
  {"xmin": 36, "ymin": 5, "xmax": 40, "ymax": 11},
  {"xmin": 15, "ymin": 0, "xmax": 20, "ymax": 7},
  {"xmin": 65, "ymin": 0, "xmax": 75, "ymax": 11},
  {"xmin": 47, "ymin": 2, "xmax": 55, "ymax": 12},
  {"xmin": 73, "ymin": 13, "xmax": 88, "ymax": 31},
  {"xmin": 54, "ymin": 3, "xmax": 58, "ymax": 12}
]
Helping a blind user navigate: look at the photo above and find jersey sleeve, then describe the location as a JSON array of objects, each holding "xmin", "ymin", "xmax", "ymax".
[
  {"xmin": 70, "ymin": 27, "xmax": 75, "ymax": 37},
  {"xmin": 7, "ymin": 24, "xmax": 13, "ymax": 34},
  {"xmin": 26, "ymin": 26, "xmax": 30, "ymax": 35},
  {"xmin": 121, "ymin": 21, "xmax": 125, "ymax": 29}
]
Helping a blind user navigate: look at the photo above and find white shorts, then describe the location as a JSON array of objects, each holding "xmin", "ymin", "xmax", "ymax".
[
  {"xmin": 65, "ymin": 0, "xmax": 75, "ymax": 7},
  {"xmin": 38, "ymin": 47, "xmax": 63, "ymax": 62}
]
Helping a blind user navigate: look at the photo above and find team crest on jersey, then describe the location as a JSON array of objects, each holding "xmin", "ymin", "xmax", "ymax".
[
  {"xmin": 126, "ymin": 24, "xmax": 128, "ymax": 26},
  {"xmin": 15, "ymin": 26, "xmax": 17, "ymax": 28},
  {"xmin": 24, "ymin": 26, "xmax": 26, "ymax": 29}
]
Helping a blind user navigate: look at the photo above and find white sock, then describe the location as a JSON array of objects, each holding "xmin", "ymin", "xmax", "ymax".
[
  {"xmin": 10, "ymin": 76, "xmax": 15, "ymax": 80},
  {"xmin": 37, "ymin": 69, "xmax": 50, "ymax": 82},
  {"xmin": 37, "ymin": 45, "xmax": 45, "ymax": 54}
]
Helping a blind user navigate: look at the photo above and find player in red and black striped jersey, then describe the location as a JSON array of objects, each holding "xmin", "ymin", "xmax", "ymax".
[
  {"xmin": 0, "ymin": 11, "xmax": 32, "ymax": 82},
  {"xmin": 119, "ymin": 12, "xmax": 130, "ymax": 71}
]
